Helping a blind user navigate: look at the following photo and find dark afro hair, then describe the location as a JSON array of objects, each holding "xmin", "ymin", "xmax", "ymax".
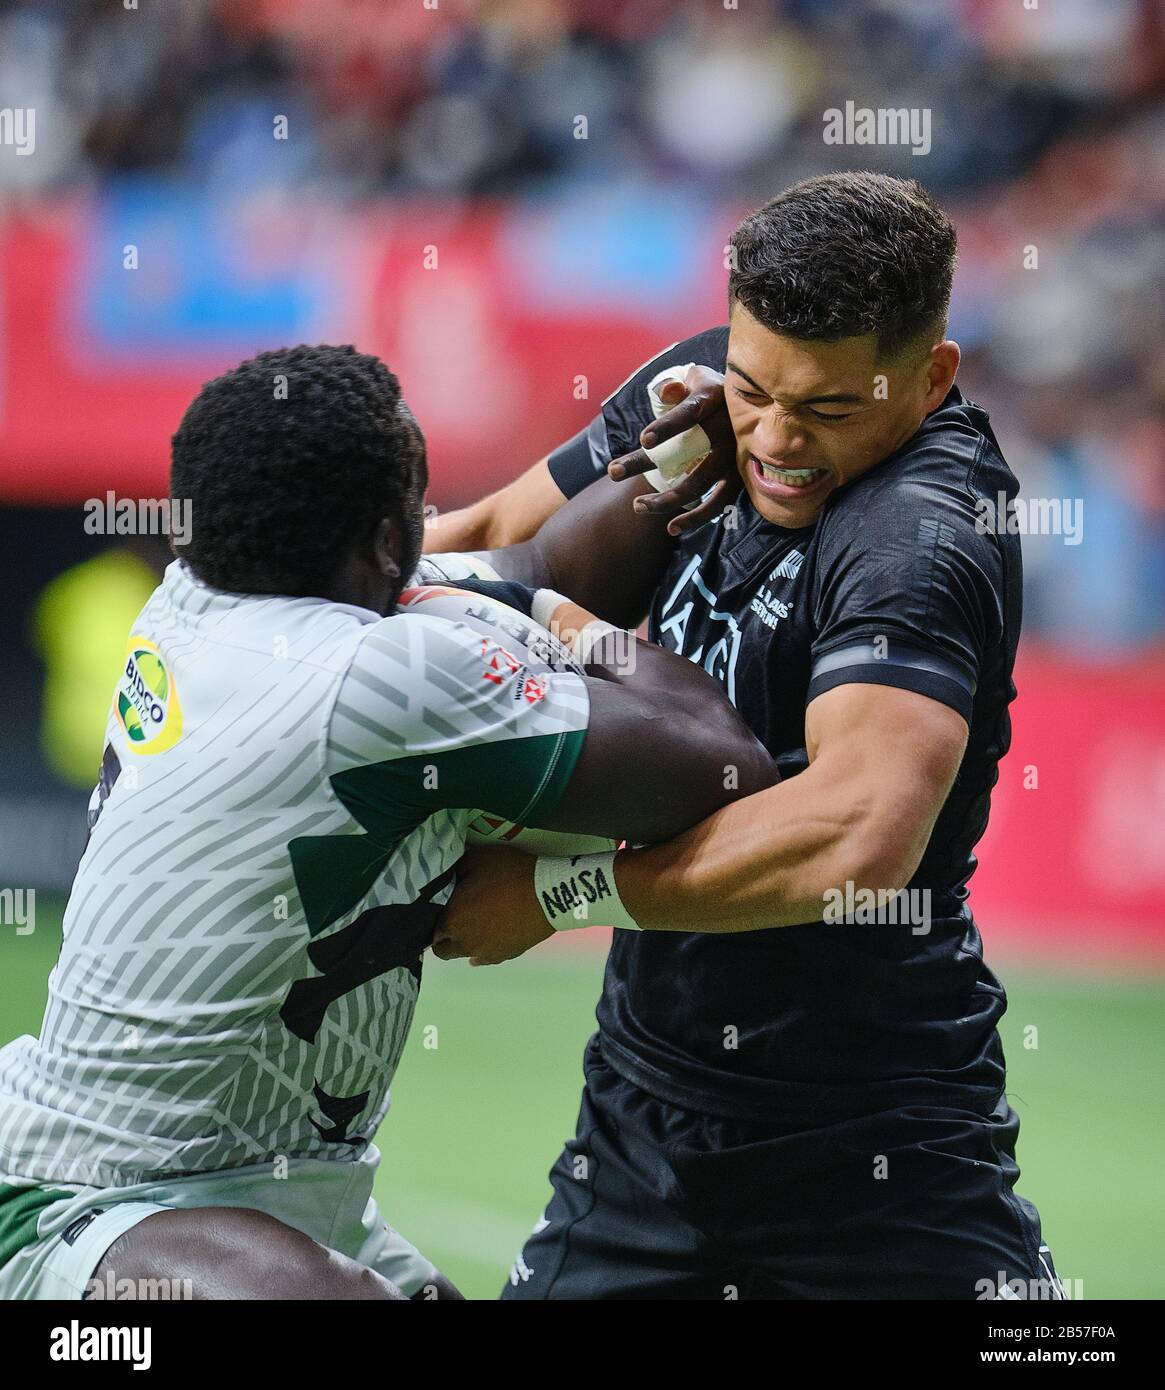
[
  {"xmin": 728, "ymin": 172, "xmax": 957, "ymax": 359},
  {"xmin": 170, "ymin": 344, "xmax": 427, "ymax": 596}
]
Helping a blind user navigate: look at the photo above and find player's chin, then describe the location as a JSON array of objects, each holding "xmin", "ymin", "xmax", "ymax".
[{"xmin": 743, "ymin": 474, "xmax": 832, "ymax": 528}]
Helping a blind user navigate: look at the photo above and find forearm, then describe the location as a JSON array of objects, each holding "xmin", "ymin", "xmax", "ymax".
[
  {"xmin": 483, "ymin": 475, "xmax": 674, "ymax": 628},
  {"xmin": 422, "ymin": 501, "xmax": 493, "ymax": 554},
  {"xmin": 423, "ymin": 457, "xmax": 569, "ymax": 554},
  {"xmin": 614, "ymin": 759, "xmax": 913, "ymax": 933}
]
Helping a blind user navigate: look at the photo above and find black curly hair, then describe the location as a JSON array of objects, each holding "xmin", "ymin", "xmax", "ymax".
[
  {"xmin": 170, "ymin": 344, "xmax": 427, "ymax": 597},
  {"xmin": 728, "ymin": 172, "xmax": 957, "ymax": 359}
]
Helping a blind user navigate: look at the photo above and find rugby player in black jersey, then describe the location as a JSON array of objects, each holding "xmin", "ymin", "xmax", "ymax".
[{"xmin": 431, "ymin": 171, "xmax": 1062, "ymax": 1301}]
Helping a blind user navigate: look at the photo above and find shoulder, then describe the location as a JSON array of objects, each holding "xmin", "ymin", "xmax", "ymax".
[
  {"xmin": 327, "ymin": 610, "xmax": 499, "ymax": 773},
  {"xmin": 337, "ymin": 600, "xmax": 586, "ymax": 740},
  {"xmin": 817, "ymin": 387, "xmax": 1016, "ymax": 558},
  {"xmin": 602, "ymin": 324, "xmax": 729, "ymax": 411},
  {"xmin": 341, "ymin": 608, "xmax": 489, "ymax": 692}
]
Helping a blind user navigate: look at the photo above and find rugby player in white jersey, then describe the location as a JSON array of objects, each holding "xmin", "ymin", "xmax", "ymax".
[{"xmin": 0, "ymin": 345, "xmax": 779, "ymax": 1300}]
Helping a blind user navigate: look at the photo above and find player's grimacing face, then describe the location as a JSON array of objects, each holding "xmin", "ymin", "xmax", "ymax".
[{"xmin": 725, "ymin": 304, "xmax": 956, "ymax": 529}]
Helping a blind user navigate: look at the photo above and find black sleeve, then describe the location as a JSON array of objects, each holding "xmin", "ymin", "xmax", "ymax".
[
  {"xmin": 546, "ymin": 325, "xmax": 730, "ymax": 500},
  {"xmin": 447, "ymin": 576, "xmax": 537, "ymax": 617},
  {"xmin": 807, "ymin": 472, "xmax": 1004, "ymax": 725}
]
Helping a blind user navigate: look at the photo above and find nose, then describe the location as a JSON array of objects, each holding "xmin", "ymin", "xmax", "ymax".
[{"xmin": 753, "ymin": 408, "xmax": 807, "ymax": 462}]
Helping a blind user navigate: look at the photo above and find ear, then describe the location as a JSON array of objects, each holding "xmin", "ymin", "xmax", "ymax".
[
  {"xmin": 923, "ymin": 340, "xmax": 960, "ymax": 411},
  {"xmin": 372, "ymin": 517, "xmax": 401, "ymax": 580}
]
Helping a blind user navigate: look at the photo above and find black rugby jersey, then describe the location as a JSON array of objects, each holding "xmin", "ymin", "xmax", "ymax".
[{"xmin": 549, "ymin": 326, "xmax": 1023, "ymax": 1125}]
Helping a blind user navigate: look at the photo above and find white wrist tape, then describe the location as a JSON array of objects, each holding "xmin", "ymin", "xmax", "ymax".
[
  {"xmin": 534, "ymin": 852, "xmax": 642, "ymax": 933},
  {"xmin": 642, "ymin": 363, "xmax": 711, "ymax": 492},
  {"xmin": 531, "ymin": 591, "xmax": 630, "ymax": 669},
  {"xmin": 573, "ymin": 620, "xmax": 629, "ymax": 668},
  {"xmin": 531, "ymin": 588, "xmax": 571, "ymax": 632}
]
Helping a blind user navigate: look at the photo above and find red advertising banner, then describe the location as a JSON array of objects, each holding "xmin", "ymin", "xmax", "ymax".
[
  {"xmin": 0, "ymin": 198, "xmax": 724, "ymax": 507},
  {"xmin": 971, "ymin": 646, "xmax": 1165, "ymax": 964}
]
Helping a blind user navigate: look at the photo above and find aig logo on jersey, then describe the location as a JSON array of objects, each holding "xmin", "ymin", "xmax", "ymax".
[
  {"xmin": 658, "ymin": 555, "xmax": 743, "ymax": 703},
  {"xmin": 115, "ymin": 636, "xmax": 184, "ymax": 754}
]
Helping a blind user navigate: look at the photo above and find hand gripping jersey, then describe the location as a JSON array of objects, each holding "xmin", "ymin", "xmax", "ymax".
[{"xmin": 0, "ymin": 559, "xmax": 587, "ymax": 1188}]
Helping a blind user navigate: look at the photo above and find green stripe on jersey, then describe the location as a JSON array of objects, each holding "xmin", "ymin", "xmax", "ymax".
[
  {"xmin": 288, "ymin": 729, "xmax": 585, "ymax": 938},
  {"xmin": 330, "ymin": 727, "xmax": 586, "ymax": 846},
  {"xmin": 0, "ymin": 1184, "xmax": 76, "ymax": 1270}
]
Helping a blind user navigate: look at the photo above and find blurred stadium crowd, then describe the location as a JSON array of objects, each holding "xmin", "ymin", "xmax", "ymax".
[
  {"xmin": 1, "ymin": 0, "xmax": 1162, "ymax": 651},
  {"xmin": 0, "ymin": 5, "xmax": 1162, "ymax": 1298},
  {"xmin": 0, "ymin": 2, "xmax": 1158, "ymax": 930}
]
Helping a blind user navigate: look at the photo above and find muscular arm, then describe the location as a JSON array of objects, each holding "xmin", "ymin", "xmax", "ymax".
[
  {"xmin": 475, "ymin": 472, "xmax": 674, "ymax": 629},
  {"xmin": 467, "ymin": 586, "xmax": 779, "ymax": 844},
  {"xmin": 433, "ymin": 682, "xmax": 965, "ymax": 962},
  {"xmin": 617, "ymin": 683, "xmax": 968, "ymax": 931},
  {"xmin": 534, "ymin": 632, "xmax": 779, "ymax": 843}
]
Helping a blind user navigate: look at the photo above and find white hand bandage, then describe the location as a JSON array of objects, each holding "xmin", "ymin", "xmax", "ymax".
[{"xmin": 642, "ymin": 363, "xmax": 712, "ymax": 492}]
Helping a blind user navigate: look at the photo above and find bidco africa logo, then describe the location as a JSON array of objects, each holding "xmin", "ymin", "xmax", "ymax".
[{"xmin": 115, "ymin": 636, "xmax": 183, "ymax": 754}]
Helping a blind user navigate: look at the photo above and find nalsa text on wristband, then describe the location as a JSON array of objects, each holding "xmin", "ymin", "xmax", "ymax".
[{"xmin": 533, "ymin": 851, "xmax": 642, "ymax": 933}]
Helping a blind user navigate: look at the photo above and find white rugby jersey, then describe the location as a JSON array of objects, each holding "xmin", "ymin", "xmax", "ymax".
[{"xmin": 0, "ymin": 559, "xmax": 588, "ymax": 1188}]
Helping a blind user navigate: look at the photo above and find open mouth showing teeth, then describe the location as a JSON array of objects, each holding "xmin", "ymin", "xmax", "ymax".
[{"xmin": 757, "ymin": 461, "xmax": 826, "ymax": 489}]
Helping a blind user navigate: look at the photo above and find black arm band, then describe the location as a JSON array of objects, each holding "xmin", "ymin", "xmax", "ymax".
[{"xmin": 808, "ymin": 639, "xmax": 976, "ymax": 724}]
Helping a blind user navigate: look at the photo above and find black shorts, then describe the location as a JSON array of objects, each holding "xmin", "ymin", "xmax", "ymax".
[{"xmin": 500, "ymin": 1035, "xmax": 1061, "ymax": 1300}]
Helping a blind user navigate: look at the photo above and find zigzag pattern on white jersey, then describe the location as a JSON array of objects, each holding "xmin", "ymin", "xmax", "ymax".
[{"xmin": 0, "ymin": 560, "xmax": 587, "ymax": 1187}]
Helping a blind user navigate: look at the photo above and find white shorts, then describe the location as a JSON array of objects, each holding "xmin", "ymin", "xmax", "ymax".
[{"xmin": 0, "ymin": 1145, "xmax": 438, "ymax": 1300}]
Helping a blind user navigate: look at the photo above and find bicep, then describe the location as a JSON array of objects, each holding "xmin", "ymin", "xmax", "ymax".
[
  {"xmin": 531, "ymin": 672, "xmax": 777, "ymax": 844},
  {"xmin": 805, "ymin": 683, "xmax": 968, "ymax": 877}
]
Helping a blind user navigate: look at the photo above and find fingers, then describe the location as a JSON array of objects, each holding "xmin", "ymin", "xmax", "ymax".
[
  {"xmin": 607, "ymin": 446, "xmax": 653, "ymax": 481},
  {"xmin": 608, "ymin": 370, "xmax": 728, "ymax": 481},
  {"xmin": 606, "ymin": 401, "xmax": 715, "ymax": 479},
  {"xmin": 631, "ymin": 469, "xmax": 735, "ymax": 528},
  {"xmin": 430, "ymin": 932, "xmax": 468, "ymax": 961},
  {"xmin": 655, "ymin": 379, "xmax": 687, "ymax": 408},
  {"xmin": 663, "ymin": 478, "xmax": 734, "ymax": 536},
  {"xmin": 637, "ymin": 454, "xmax": 718, "ymax": 508},
  {"xmin": 644, "ymin": 367, "xmax": 725, "ymax": 443},
  {"xmin": 640, "ymin": 391, "xmax": 709, "ymax": 448}
]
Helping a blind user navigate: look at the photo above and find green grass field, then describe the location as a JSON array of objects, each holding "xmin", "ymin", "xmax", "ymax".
[{"xmin": 2, "ymin": 904, "xmax": 1162, "ymax": 1299}]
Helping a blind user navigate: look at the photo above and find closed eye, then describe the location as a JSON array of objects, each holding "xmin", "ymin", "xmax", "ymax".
[
  {"xmin": 735, "ymin": 386, "xmax": 855, "ymax": 422},
  {"xmin": 732, "ymin": 386, "xmax": 769, "ymax": 406}
]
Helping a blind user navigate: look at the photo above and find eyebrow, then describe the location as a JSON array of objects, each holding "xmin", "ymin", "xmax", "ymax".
[{"xmin": 726, "ymin": 360, "xmax": 867, "ymax": 407}]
